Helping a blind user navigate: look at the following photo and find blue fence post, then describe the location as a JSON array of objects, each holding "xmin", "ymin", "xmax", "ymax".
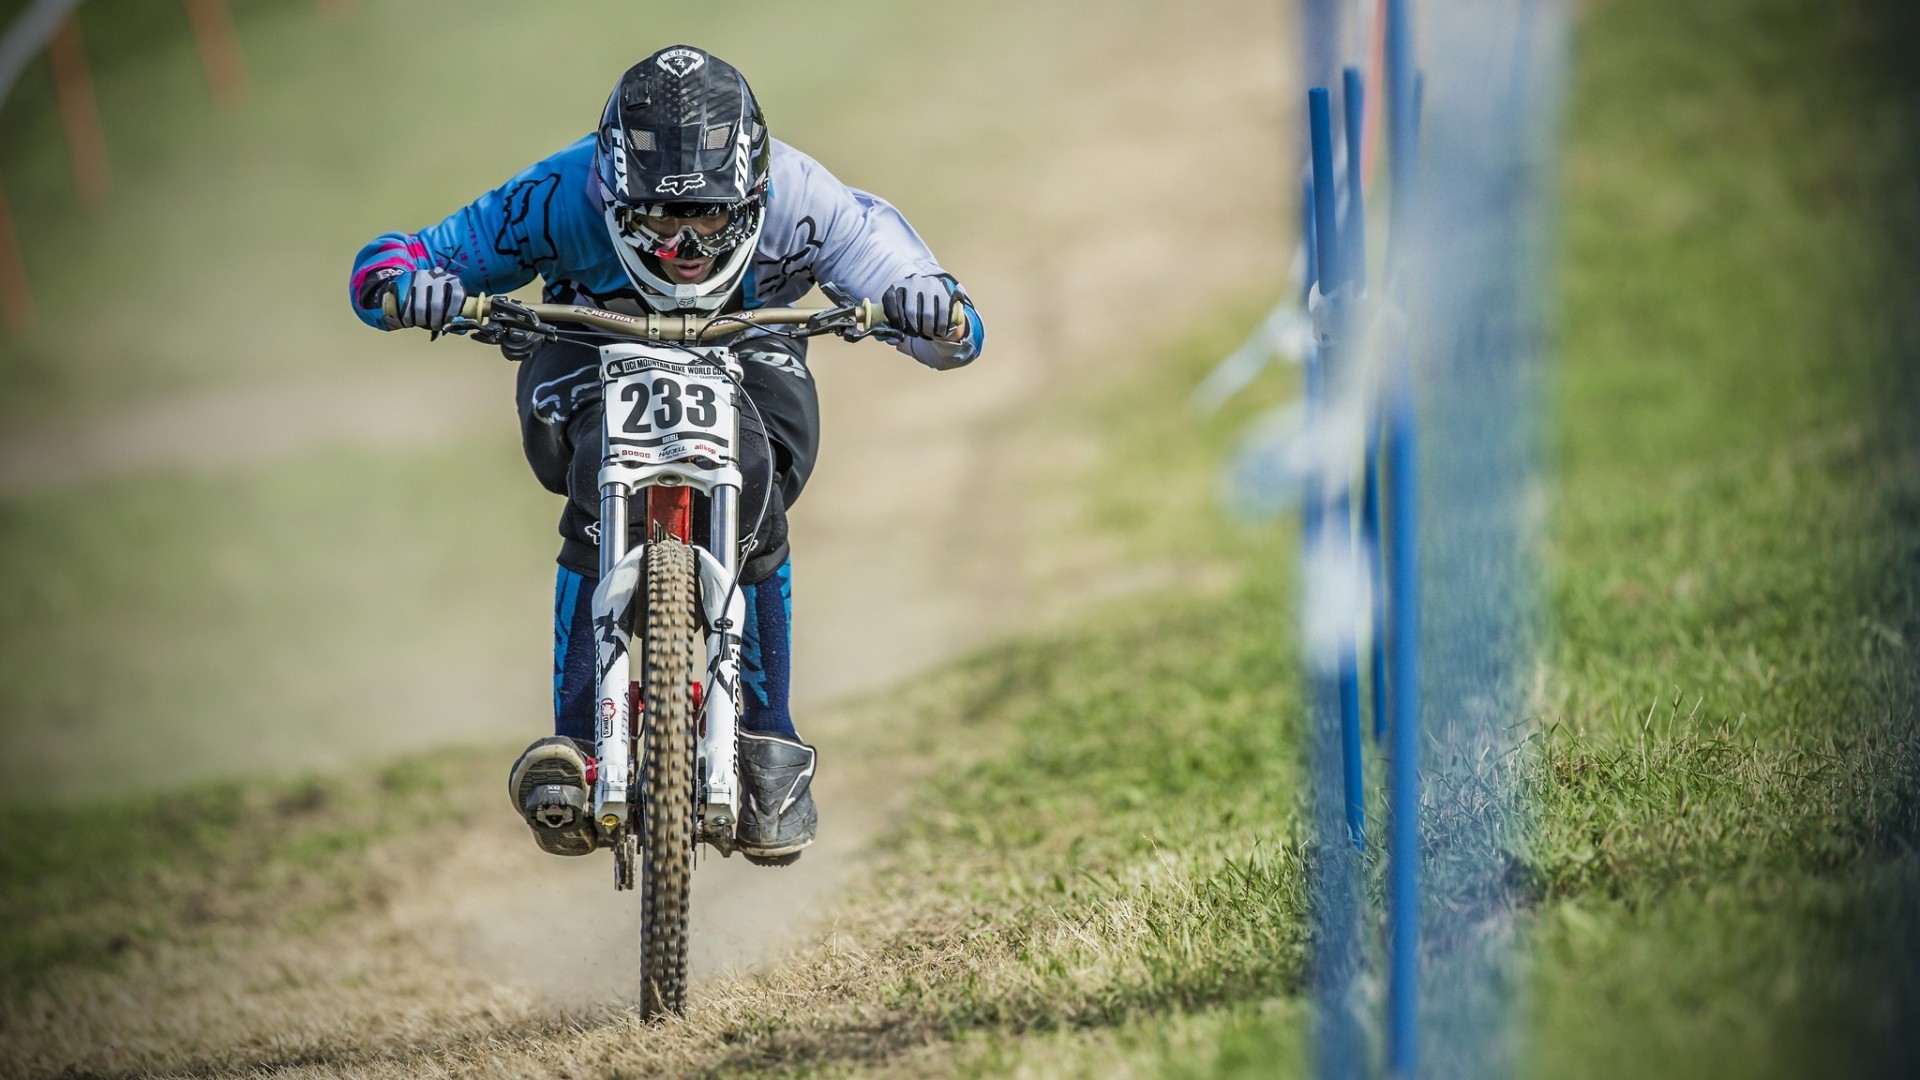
[
  {"xmin": 1384, "ymin": 333, "xmax": 1422, "ymax": 1080},
  {"xmin": 1365, "ymin": 435, "xmax": 1388, "ymax": 745},
  {"xmin": 1309, "ymin": 89, "xmax": 1342, "ymax": 294},
  {"xmin": 1342, "ymin": 66, "xmax": 1368, "ymax": 287},
  {"xmin": 1336, "ymin": 65, "xmax": 1369, "ymax": 852},
  {"xmin": 1309, "ymin": 86, "xmax": 1366, "ymax": 852},
  {"xmin": 1303, "ymin": 174, "xmax": 1319, "ymax": 303},
  {"xmin": 1384, "ymin": 0, "xmax": 1423, "ymax": 1071},
  {"xmin": 1306, "ymin": 82, "xmax": 1367, "ymax": 1080},
  {"xmin": 1387, "ymin": 0, "xmax": 1418, "ymax": 267},
  {"xmin": 1345, "ymin": 61, "xmax": 1386, "ymax": 754}
]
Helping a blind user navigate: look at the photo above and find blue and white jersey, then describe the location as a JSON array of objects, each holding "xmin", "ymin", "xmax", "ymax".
[{"xmin": 350, "ymin": 137, "xmax": 983, "ymax": 369}]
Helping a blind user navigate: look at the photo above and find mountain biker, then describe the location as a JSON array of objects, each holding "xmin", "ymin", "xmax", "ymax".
[{"xmin": 347, "ymin": 45, "xmax": 983, "ymax": 863}]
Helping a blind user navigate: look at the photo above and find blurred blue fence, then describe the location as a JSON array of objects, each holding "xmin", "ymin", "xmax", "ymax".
[{"xmin": 1204, "ymin": 0, "xmax": 1568, "ymax": 1075}]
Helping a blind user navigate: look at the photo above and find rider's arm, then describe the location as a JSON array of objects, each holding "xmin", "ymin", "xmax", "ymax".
[
  {"xmin": 348, "ymin": 136, "xmax": 600, "ymax": 329},
  {"xmin": 778, "ymin": 146, "xmax": 985, "ymax": 369}
]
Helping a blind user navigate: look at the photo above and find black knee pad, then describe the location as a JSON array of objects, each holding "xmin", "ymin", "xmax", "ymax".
[{"xmin": 737, "ymin": 422, "xmax": 790, "ymax": 583}]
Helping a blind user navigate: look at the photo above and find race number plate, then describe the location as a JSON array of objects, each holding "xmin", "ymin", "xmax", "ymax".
[{"xmin": 603, "ymin": 350, "xmax": 738, "ymax": 470}]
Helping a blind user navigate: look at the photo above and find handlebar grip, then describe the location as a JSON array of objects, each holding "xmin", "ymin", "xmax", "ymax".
[
  {"xmin": 377, "ymin": 291, "xmax": 488, "ymax": 325},
  {"xmin": 851, "ymin": 297, "xmax": 964, "ymax": 337}
]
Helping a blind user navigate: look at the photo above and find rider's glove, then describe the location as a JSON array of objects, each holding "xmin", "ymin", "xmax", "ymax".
[
  {"xmin": 882, "ymin": 273, "xmax": 969, "ymax": 341},
  {"xmin": 380, "ymin": 266, "xmax": 467, "ymax": 332}
]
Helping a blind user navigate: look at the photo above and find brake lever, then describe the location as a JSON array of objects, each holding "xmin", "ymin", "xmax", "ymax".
[
  {"xmin": 812, "ymin": 285, "xmax": 900, "ymax": 343},
  {"xmin": 464, "ymin": 295, "xmax": 554, "ymax": 358},
  {"xmin": 802, "ymin": 306, "xmax": 894, "ymax": 344},
  {"xmin": 433, "ymin": 315, "xmax": 483, "ymax": 340},
  {"xmin": 470, "ymin": 321, "xmax": 554, "ymax": 360}
]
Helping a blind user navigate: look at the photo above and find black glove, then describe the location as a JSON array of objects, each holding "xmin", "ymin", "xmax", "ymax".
[{"xmin": 882, "ymin": 273, "xmax": 965, "ymax": 340}]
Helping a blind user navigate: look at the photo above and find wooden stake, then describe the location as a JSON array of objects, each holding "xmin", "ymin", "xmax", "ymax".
[
  {"xmin": 182, "ymin": 0, "xmax": 248, "ymax": 103},
  {"xmin": 0, "ymin": 177, "xmax": 35, "ymax": 338},
  {"xmin": 46, "ymin": 15, "xmax": 110, "ymax": 210}
]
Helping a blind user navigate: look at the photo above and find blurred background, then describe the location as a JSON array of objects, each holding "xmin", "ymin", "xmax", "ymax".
[{"xmin": 0, "ymin": 0, "xmax": 1290, "ymax": 793}]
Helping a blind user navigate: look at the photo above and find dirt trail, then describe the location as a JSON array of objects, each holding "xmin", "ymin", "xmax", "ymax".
[{"xmin": 3, "ymin": 5, "xmax": 1293, "ymax": 1073}]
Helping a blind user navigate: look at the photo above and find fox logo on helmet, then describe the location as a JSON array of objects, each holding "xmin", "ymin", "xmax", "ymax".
[
  {"xmin": 655, "ymin": 173, "xmax": 707, "ymax": 196},
  {"xmin": 655, "ymin": 48, "xmax": 706, "ymax": 77}
]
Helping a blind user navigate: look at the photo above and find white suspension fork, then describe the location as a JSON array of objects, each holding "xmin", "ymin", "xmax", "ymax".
[
  {"xmin": 591, "ymin": 476, "xmax": 638, "ymax": 839},
  {"xmin": 589, "ymin": 498, "xmax": 747, "ymax": 849},
  {"xmin": 692, "ymin": 533, "xmax": 745, "ymax": 847}
]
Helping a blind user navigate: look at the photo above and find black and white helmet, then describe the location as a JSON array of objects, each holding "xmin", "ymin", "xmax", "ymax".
[{"xmin": 593, "ymin": 46, "xmax": 772, "ymax": 314}]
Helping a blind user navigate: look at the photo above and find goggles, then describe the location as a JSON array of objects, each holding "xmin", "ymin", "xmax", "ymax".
[{"xmin": 612, "ymin": 200, "xmax": 756, "ymax": 260}]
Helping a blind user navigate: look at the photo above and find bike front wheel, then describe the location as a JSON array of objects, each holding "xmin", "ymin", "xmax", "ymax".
[{"xmin": 638, "ymin": 537, "xmax": 699, "ymax": 1018}]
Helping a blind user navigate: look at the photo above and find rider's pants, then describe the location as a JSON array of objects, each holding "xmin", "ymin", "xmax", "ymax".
[{"xmin": 552, "ymin": 556, "xmax": 797, "ymax": 741}]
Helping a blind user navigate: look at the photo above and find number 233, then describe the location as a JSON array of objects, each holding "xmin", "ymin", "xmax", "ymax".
[{"xmin": 620, "ymin": 378, "xmax": 719, "ymax": 433}]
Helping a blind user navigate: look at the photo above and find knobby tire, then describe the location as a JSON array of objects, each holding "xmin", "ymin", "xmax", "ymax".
[{"xmin": 639, "ymin": 538, "xmax": 698, "ymax": 1018}]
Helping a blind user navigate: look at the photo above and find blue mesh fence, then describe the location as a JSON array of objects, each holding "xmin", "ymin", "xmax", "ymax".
[
  {"xmin": 1402, "ymin": 3, "xmax": 1566, "ymax": 1075},
  {"xmin": 1212, "ymin": 0, "xmax": 1569, "ymax": 1074}
]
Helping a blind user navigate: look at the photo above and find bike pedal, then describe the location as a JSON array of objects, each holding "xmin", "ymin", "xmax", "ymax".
[
  {"xmin": 742, "ymin": 850, "xmax": 803, "ymax": 868},
  {"xmin": 524, "ymin": 783, "xmax": 587, "ymax": 830}
]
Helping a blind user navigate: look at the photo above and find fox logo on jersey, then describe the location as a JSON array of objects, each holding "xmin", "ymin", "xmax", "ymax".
[{"xmin": 655, "ymin": 173, "xmax": 707, "ymax": 196}]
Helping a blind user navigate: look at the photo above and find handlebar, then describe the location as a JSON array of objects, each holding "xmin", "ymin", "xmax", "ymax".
[
  {"xmin": 460, "ymin": 295, "xmax": 888, "ymax": 343},
  {"xmin": 379, "ymin": 288, "xmax": 907, "ymax": 346}
]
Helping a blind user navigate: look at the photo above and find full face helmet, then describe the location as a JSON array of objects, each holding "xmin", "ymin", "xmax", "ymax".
[{"xmin": 594, "ymin": 46, "xmax": 771, "ymax": 314}]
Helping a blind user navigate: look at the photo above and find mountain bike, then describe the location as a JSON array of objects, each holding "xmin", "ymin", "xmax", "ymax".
[{"xmin": 386, "ymin": 284, "xmax": 899, "ymax": 1016}]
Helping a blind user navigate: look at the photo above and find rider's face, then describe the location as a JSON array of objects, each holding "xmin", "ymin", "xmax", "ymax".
[{"xmin": 660, "ymin": 253, "xmax": 717, "ymax": 283}]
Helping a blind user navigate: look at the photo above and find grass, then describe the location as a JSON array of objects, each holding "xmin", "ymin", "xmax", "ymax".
[
  {"xmin": 0, "ymin": 744, "xmax": 479, "ymax": 997},
  {"xmin": 1521, "ymin": 0, "xmax": 1920, "ymax": 1074},
  {"xmin": 0, "ymin": 431, "xmax": 558, "ymax": 792}
]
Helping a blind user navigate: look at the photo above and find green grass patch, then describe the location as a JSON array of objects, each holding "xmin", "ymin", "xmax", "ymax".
[
  {"xmin": 0, "ymin": 431, "xmax": 558, "ymax": 793},
  {"xmin": 0, "ymin": 745, "xmax": 482, "ymax": 996}
]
